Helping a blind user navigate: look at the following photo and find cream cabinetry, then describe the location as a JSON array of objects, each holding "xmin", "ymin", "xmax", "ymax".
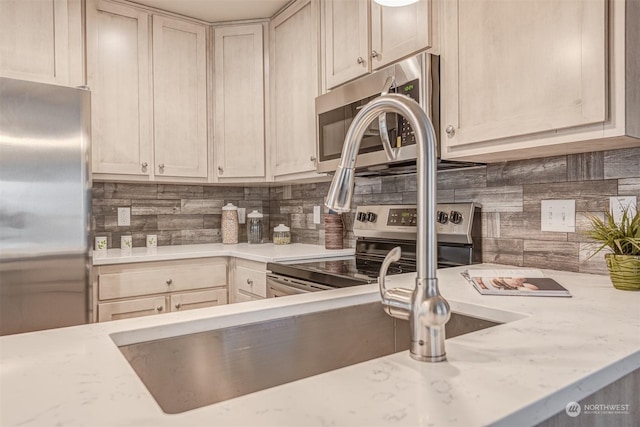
[
  {"xmin": 441, "ymin": 0, "xmax": 640, "ymax": 162},
  {"xmin": 153, "ymin": 15, "xmax": 208, "ymax": 179},
  {"xmin": 270, "ymin": 0, "xmax": 320, "ymax": 180},
  {"xmin": 229, "ymin": 258, "xmax": 267, "ymax": 303},
  {"xmin": 214, "ymin": 24, "xmax": 267, "ymax": 182},
  {"xmin": 87, "ymin": 0, "xmax": 152, "ymax": 177},
  {"xmin": 87, "ymin": 2, "xmax": 208, "ymax": 181},
  {"xmin": 94, "ymin": 258, "xmax": 228, "ymax": 322},
  {"xmin": 0, "ymin": 0, "xmax": 83, "ymax": 86},
  {"xmin": 322, "ymin": 0, "xmax": 431, "ymax": 89},
  {"xmin": 370, "ymin": 0, "xmax": 431, "ymax": 70}
]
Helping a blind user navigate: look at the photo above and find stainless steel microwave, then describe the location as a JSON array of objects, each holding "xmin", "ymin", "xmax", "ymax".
[{"xmin": 315, "ymin": 53, "xmax": 440, "ymax": 174}]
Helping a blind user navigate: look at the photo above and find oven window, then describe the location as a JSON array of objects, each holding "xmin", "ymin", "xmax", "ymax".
[{"xmin": 318, "ymin": 96, "xmax": 398, "ymax": 162}]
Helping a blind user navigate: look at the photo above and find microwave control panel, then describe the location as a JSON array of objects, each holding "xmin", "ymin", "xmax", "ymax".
[{"xmin": 394, "ymin": 79, "xmax": 419, "ymax": 147}]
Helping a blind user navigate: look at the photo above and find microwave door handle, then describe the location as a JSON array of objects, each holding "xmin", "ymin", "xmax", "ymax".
[{"xmin": 379, "ymin": 76, "xmax": 399, "ymax": 160}]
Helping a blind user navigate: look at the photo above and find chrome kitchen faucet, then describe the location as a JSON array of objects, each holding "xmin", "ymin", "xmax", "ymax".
[{"xmin": 325, "ymin": 93, "xmax": 451, "ymax": 362}]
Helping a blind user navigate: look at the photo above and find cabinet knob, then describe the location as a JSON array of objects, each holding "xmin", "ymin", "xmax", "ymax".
[
  {"xmin": 357, "ymin": 56, "xmax": 364, "ymax": 64},
  {"xmin": 158, "ymin": 163, "xmax": 165, "ymax": 172},
  {"xmin": 156, "ymin": 306, "xmax": 164, "ymax": 312},
  {"xmin": 247, "ymin": 278, "xmax": 253, "ymax": 285},
  {"xmin": 310, "ymin": 155, "xmax": 317, "ymax": 162},
  {"xmin": 141, "ymin": 162, "xmax": 148, "ymax": 169},
  {"xmin": 166, "ymin": 278, "xmax": 173, "ymax": 285},
  {"xmin": 218, "ymin": 166, "xmax": 224, "ymax": 175},
  {"xmin": 371, "ymin": 50, "xmax": 379, "ymax": 58},
  {"xmin": 445, "ymin": 125, "xmax": 455, "ymax": 138},
  {"xmin": 175, "ymin": 303, "xmax": 182, "ymax": 310}
]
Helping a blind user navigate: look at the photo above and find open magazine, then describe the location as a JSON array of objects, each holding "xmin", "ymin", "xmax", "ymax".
[{"xmin": 461, "ymin": 268, "xmax": 572, "ymax": 297}]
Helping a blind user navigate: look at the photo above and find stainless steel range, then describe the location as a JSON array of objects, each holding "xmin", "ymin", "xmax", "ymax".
[{"xmin": 266, "ymin": 203, "xmax": 481, "ymax": 297}]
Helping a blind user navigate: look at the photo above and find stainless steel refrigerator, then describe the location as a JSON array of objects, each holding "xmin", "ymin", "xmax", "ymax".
[{"xmin": 0, "ymin": 77, "xmax": 91, "ymax": 335}]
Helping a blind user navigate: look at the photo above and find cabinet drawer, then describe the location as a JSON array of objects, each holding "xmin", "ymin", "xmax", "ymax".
[
  {"xmin": 235, "ymin": 266, "xmax": 266, "ymax": 298},
  {"xmin": 234, "ymin": 290, "xmax": 261, "ymax": 303},
  {"xmin": 98, "ymin": 296, "xmax": 166, "ymax": 322},
  {"xmin": 99, "ymin": 263, "xmax": 227, "ymax": 300},
  {"xmin": 170, "ymin": 289, "xmax": 227, "ymax": 312}
]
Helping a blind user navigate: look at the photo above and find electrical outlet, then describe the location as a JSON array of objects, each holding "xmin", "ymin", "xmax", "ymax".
[
  {"xmin": 541, "ymin": 200, "xmax": 575, "ymax": 232},
  {"xmin": 609, "ymin": 196, "xmax": 637, "ymax": 224},
  {"xmin": 117, "ymin": 207, "xmax": 131, "ymax": 227},
  {"xmin": 237, "ymin": 208, "xmax": 246, "ymax": 224},
  {"xmin": 313, "ymin": 206, "xmax": 321, "ymax": 224}
]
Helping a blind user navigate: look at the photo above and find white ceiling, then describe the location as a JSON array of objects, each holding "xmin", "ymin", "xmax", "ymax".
[{"xmin": 129, "ymin": 0, "xmax": 292, "ymax": 22}]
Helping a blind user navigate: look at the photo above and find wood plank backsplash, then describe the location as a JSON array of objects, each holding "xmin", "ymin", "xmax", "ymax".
[{"xmin": 93, "ymin": 147, "xmax": 640, "ymax": 274}]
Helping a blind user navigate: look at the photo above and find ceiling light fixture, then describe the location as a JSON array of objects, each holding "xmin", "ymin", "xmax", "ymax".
[{"xmin": 373, "ymin": 0, "xmax": 419, "ymax": 7}]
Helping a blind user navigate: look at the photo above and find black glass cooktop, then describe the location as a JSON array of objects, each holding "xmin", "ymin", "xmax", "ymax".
[{"xmin": 267, "ymin": 256, "xmax": 416, "ymax": 289}]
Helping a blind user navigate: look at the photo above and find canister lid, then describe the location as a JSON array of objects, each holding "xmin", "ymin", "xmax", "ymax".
[
  {"xmin": 222, "ymin": 203, "xmax": 238, "ymax": 211},
  {"xmin": 274, "ymin": 224, "xmax": 290, "ymax": 232},
  {"xmin": 247, "ymin": 210, "xmax": 263, "ymax": 218}
]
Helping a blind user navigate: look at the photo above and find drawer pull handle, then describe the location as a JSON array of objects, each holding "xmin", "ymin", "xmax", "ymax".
[
  {"xmin": 166, "ymin": 278, "xmax": 173, "ymax": 285},
  {"xmin": 156, "ymin": 306, "xmax": 164, "ymax": 312},
  {"xmin": 247, "ymin": 278, "xmax": 253, "ymax": 285},
  {"xmin": 175, "ymin": 303, "xmax": 182, "ymax": 310}
]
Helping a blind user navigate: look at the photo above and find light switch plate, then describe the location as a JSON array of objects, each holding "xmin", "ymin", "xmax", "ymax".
[
  {"xmin": 117, "ymin": 207, "xmax": 131, "ymax": 227},
  {"xmin": 541, "ymin": 200, "xmax": 575, "ymax": 232},
  {"xmin": 237, "ymin": 208, "xmax": 246, "ymax": 224},
  {"xmin": 313, "ymin": 206, "xmax": 321, "ymax": 224},
  {"xmin": 609, "ymin": 196, "xmax": 637, "ymax": 224}
]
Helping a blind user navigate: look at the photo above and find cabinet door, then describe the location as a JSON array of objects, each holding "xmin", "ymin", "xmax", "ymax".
[
  {"xmin": 214, "ymin": 24, "xmax": 265, "ymax": 180},
  {"xmin": 98, "ymin": 296, "xmax": 166, "ymax": 322},
  {"xmin": 170, "ymin": 289, "xmax": 227, "ymax": 312},
  {"xmin": 0, "ymin": 0, "xmax": 81, "ymax": 85},
  {"xmin": 270, "ymin": 0, "xmax": 320, "ymax": 178},
  {"xmin": 323, "ymin": 0, "xmax": 369, "ymax": 89},
  {"xmin": 370, "ymin": 0, "xmax": 431, "ymax": 69},
  {"xmin": 441, "ymin": 0, "xmax": 606, "ymax": 152},
  {"xmin": 87, "ymin": 0, "xmax": 152, "ymax": 176},
  {"xmin": 153, "ymin": 16, "xmax": 208, "ymax": 179}
]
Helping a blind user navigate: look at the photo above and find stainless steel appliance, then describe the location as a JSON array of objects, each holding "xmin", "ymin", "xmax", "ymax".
[
  {"xmin": 315, "ymin": 54, "xmax": 481, "ymax": 174},
  {"xmin": 266, "ymin": 203, "xmax": 481, "ymax": 297},
  {"xmin": 0, "ymin": 77, "xmax": 91, "ymax": 335}
]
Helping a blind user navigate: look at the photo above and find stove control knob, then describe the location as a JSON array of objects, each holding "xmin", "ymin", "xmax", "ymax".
[
  {"xmin": 450, "ymin": 210, "xmax": 463, "ymax": 224},
  {"xmin": 367, "ymin": 212, "xmax": 377, "ymax": 222},
  {"xmin": 437, "ymin": 211, "xmax": 449, "ymax": 224},
  {"xmin": 357, "ymin": 212, "xmax": 367, "ymax": 222}
]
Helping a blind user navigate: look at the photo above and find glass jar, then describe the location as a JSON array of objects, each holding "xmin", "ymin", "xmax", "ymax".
[
  {"xmin": 273, "ymin": 224, "xmax": 291, "ymax": 245},
  {"xmin": 221, "ymin": 203, "xmax": 238, "ymax": 244},
  {"xmin": 247, "ymin": 210, "xmax": 264, "ymax": 244}
]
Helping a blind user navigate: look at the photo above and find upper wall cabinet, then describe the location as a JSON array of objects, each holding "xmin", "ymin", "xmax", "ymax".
[
  {"xmin": 153, "ymin": 16, "xmax": 208, "ymax": 179},
  {"xmin": 88, "ymin": 1, "xmax": 208, "ymax": 182},
  {"xmin": 323, "ymin": 0, "xmax": 431, "ymax": 89},
  {"xmin": 370, "ymin": 0, "xmax": 431, "ymax": 69},
  {"xmin": 214, "ymin": 24, "xmax": 266, "ymax": 182},
  {"xmin": 441, "ymin": 0, "xmax": 639, "ymax": 162},
  {"xmin": 0, "ymin": 0, "xmax": 83, "ymax": 86},
  {"xmin": 87, "ymin": 0, "xmax": 152, "ymax": 177},
  {"xmin": 270, "ymin": 0, "xmax": 320, "ymax": 180}
]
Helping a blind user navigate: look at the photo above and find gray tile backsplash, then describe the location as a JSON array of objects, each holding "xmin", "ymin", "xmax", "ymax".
[{"xmin": 93, "ymin": 147, "xmax": 640, "ymax": 274}]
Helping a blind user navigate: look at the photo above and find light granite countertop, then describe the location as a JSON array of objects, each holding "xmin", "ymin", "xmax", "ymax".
[
  {"xmin": 92, "ymin": 243, "xmax": 355, "ymax": 265},
  {"xmin": 1, "ymin": 266, "xmax": 639, "ymax": 427}
]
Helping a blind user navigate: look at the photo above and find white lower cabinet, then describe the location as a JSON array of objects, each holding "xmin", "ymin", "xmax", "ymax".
[
  {"xmin": 94, "ymin": 258, "xmax": 228, "ymax": 322},
  {"xmin": 229, "ymin": 258, "xmax": 267, "ymax": 303}
]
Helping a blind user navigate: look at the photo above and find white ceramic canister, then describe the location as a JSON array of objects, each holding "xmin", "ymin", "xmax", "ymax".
[{"xmin": 222, "ymin": 203, "xmax": 239, "ymax": 244}]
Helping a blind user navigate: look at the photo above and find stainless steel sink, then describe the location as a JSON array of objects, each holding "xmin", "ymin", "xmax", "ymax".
[{"xmin": 118, "ymin": 302, "xmax": 500, "ymax": 414}]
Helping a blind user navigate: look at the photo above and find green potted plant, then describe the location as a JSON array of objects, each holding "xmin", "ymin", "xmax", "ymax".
[{"xmin": 586, "ymin": 207, "xmax": 640, "ymax": 290}]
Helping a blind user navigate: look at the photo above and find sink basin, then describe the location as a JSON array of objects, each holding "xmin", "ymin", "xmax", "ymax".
[{"xmin": 118, "ymin": 302, "xmax": 500, "ymax": 414}]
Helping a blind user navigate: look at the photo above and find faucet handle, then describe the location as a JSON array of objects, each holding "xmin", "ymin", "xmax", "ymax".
[
  {"xmin": 378, "ymin": 246, "xmax": 401, "ymax": 295},
  {"xmin": 379, "ymin": 247, "xmax": 411, "ymax": 320}
]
